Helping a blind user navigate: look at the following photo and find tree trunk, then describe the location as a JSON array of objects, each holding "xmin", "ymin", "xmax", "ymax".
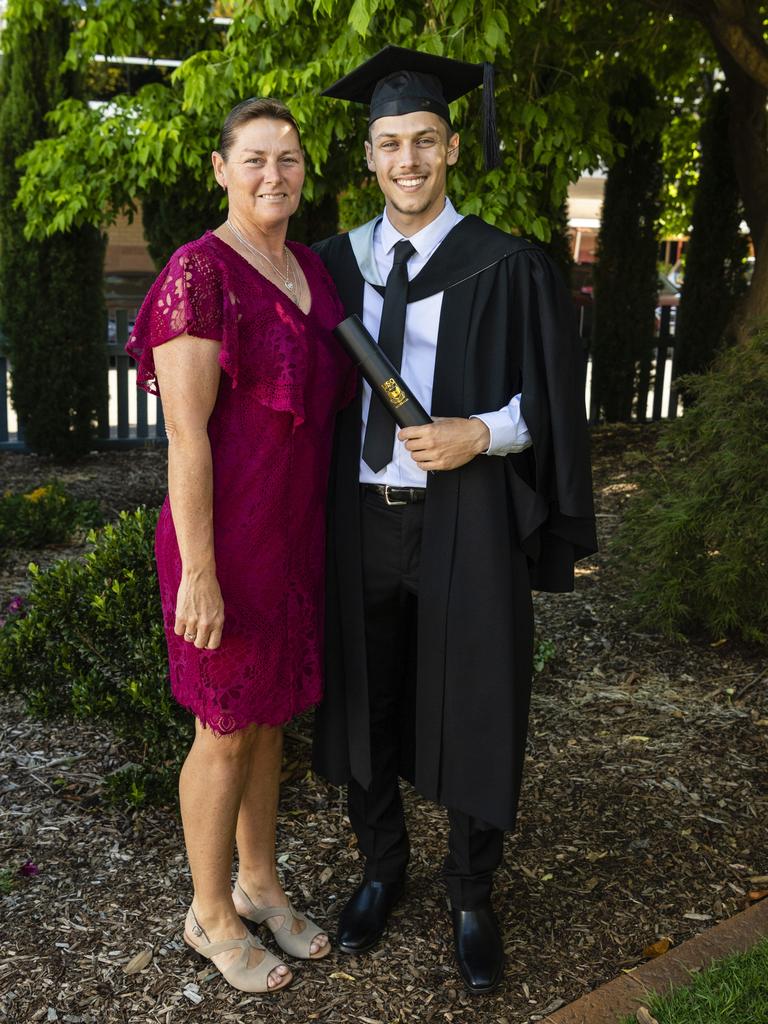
[
  {"xmin": 718, "ymin": 52, "xmax": 768, "ymax": 250},
  {"xmin": 716, "ymin": 46, "xmax": 768, "ymax": 334},
  {"xmin": 705, "ymin": 0, "xmax": 768, "ymax": 331},
  {"xmin": 738, "ymin": 224, "xmax": 768, "ymax": 334}
]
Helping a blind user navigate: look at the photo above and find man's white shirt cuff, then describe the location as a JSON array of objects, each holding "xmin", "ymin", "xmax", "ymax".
[{"xmin": 471, "ymin": 395, "xmax": 532, "ymax": 455}]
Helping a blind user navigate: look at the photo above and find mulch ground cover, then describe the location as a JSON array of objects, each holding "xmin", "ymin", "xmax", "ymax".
[{"xmin": 1, "ymin": 426, "xmax": 766, "ymax": 1024}]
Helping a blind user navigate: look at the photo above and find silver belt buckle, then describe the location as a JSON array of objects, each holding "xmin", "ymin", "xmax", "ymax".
[{"xmin": 384, "ymin": 485, "xmax": 407, "ymax": 506}]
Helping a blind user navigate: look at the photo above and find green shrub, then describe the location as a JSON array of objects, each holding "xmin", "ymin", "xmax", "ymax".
[
  {"xmin": 615, "ymin": 328, "xmax": 768, "ymax": 644},
  {"xmin": 0, "ymin": 507, "xmax": 191, "ymax": 803},
  {"xmin": 0, "ymin": 482, "xmax": 101, "ymax": 548}
]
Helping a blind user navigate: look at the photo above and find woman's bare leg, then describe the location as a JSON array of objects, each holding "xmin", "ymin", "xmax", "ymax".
[
  {"xmin": 233, "ymin": 725, "xmax": 329, "ymax": 955},
  {"xmin": 179, "ymin": 719, "xmax": 291, "ymax": 987}
]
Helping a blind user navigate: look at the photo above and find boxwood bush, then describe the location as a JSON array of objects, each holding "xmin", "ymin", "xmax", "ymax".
[
  {"xmin": 0, "ymin": 507, "xmax": 191, "ymax": 803},
  {"xmin": 615, "ymin": 327, "xmax": 768, "ymax": 644}
]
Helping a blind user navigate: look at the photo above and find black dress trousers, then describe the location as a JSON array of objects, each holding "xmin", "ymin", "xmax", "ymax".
[{"xmin": 347, "ymin": 488, "xmax": 504, "ymax": 909}]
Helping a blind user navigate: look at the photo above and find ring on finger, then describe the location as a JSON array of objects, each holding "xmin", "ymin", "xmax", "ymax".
[{"xmin": 184, "ymin": 632, "xmax": 195, "ymax": 641}]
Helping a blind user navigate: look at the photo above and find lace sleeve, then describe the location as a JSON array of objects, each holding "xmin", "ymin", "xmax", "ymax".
[{"xmin": 126, "ymin": 243, "xmax": 240, "ymax": 394}]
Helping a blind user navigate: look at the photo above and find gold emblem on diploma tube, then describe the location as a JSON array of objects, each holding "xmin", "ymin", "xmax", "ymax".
[{"xmin": 381, "ymin": 377, "xmax": 409, "ymax": 408}]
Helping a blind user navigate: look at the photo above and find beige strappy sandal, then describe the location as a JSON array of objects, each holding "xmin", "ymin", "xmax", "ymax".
[
  {"xmin": 234, "ymin": 881, "xmax": 331, "ymax": 960},
  {"xmin": 183, "ymin": 908, "xmax": 292, "ymax": 993}
]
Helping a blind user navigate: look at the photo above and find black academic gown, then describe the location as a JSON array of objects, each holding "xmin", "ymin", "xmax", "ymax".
[{"xmin": 312, "ymin": 215, "xmax": 597, "ymax": 831}]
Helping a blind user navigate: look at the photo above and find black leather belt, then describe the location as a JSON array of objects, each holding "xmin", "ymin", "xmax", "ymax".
[{"xmin": 361, "ymin": 484, "xmax": 427, "ymax": 506}]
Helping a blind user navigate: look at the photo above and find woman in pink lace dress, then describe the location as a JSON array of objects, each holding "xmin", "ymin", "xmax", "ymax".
[{"xmin": 126, "ymin": 99, "xmax": 354, "ymax": 995}]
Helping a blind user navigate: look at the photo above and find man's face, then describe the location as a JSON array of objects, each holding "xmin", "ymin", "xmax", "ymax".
[{"xmin": 364, "ymin": 111, "xmax": 460, "ymax": 233}]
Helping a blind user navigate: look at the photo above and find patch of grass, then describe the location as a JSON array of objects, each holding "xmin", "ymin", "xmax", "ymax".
[{"xmin": 620, "ymin": 936, "xmax": 768, "ymax": 1024}]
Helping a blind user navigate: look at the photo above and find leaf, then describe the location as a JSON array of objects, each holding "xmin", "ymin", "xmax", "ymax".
[
  {"xmin": 636, "ymin": 1009, "xmax": 660, "ymax": 1024},
  {"xmin": 748, "ymin": 890, "xmax": 768, "ymax": 902},
  {"xmin": 123, "ymin": 947, "xmax": 152, "ymax": 974},
  {"xmin": 540, "ymin": 998, "xmax": 566, "ymax": 1015},
  {"xmin": 329, "ymin": 971, "xmax": 355, "ymax": 981},
  {"xmin": 347, "ymin": 0, "xmax": 372, "ymax": 35},
  {"xmin": 683, "ymin": 912, "xmax": 713, "ymax": 921},
  {"xmin": 642, "ymin": 937, "xmax": 671, "ymax": 958},
  {"xmin": 318, "ymin": 866, "xmax": 333, "ymax": 884}
]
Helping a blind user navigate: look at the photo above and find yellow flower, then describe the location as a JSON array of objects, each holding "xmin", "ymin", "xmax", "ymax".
[{"xmin": 23, "ymin": 485, "xmax": 53, "ymax": 503}]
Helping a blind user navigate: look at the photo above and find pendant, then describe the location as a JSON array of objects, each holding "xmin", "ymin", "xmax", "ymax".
[{"xmin": 285, "ymin": 281, "xmax": 294, "ymax": 290}]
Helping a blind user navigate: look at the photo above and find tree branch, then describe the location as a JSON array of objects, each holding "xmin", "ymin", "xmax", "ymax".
[
  {"xmin": 642, "ymin": 0, "xmax": 768, "ymax": 88},
  {"xmin": 708, "ymin": 10, "xmax": 768, "ymax": 89}
]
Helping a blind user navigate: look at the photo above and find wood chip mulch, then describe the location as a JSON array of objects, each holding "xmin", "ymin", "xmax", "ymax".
[{"xmin": 1, "ymin": 426, "xmax": 766, "ymax": 1024}]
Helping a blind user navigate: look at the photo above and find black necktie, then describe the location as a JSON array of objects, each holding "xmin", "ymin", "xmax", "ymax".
[{"xmin": 362, "ymin": 239, "xmax": 416, "ymax": 472}]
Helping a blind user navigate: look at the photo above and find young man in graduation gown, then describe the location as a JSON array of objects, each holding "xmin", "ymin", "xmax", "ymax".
[{"xmin": 312, "ymin": 46, "xmax": 597, "ymax": 994}]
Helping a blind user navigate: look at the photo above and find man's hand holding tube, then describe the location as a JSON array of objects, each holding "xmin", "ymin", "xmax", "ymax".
[{"xmin": 399, "ymin": 417, "xmax": 491, "ymax": 472}]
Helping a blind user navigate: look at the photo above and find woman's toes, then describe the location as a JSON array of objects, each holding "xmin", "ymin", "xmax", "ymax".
[
  {"xmin": 269, "ymin": 965, "xmax": 290, "ymax": 988},
  {"xmin": 311, "ymin": 933, "xmax": 329, "ymax": 954}
]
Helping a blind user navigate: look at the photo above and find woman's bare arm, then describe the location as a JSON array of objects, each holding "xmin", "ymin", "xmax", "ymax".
[{"xmin": 153, "ymin": 335, "xmax": 225, "ymax": 650}]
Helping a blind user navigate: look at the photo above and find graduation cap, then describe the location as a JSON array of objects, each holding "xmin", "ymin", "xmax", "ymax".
[{"xmin": 322, "ymin": 45, "xmax": 501, "ymax": 170}]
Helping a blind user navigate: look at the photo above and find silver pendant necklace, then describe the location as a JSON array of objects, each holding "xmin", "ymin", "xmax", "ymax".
[{"xmin": 226, "ymin": 219, "xmax": 298, "ymax": 295}]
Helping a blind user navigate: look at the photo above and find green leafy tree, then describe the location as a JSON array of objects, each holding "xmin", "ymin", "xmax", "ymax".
[
  {"xmin": 10, "ymin": 1, "xmax": 753, "ymax": 362},
  {"xmin": 591, "ymin": 74, "xmax": 663, "ymax": 422},
  {"xmin": 674, "ymin": 86, "xmax": 748, "ymax": 383},
  {"xmin": 14, "ymin": 0, "xmax": 621, "ymax": 248},
  {"xmin": 0, "ymin": 0, "xmax": 107, "ymax": 458},
  {"xmin": 78, "ymin": 0, "xmax": 226, "ymax": 268},
  {"xmin": 141, "ymin": 180, "xmax": 225, "ymax": 269}
]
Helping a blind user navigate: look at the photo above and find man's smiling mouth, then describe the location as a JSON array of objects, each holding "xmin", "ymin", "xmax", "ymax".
[{"xmin": 393, "ymin": 176, "xmax": 427, "ymax": 190}]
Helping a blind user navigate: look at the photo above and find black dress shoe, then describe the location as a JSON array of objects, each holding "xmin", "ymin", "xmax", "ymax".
[
  {"xmin": 337, "ymin": 878, "xmax": 405, "ymax": 954},
  {"xmin": 450, "ymin": 904, "xmax": 504, "ymax": 994}
]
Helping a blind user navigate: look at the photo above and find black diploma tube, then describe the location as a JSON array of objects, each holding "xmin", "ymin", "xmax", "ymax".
[{"xmin": 333, "ymin": 315, "xmax": 432, "ymax": 428}]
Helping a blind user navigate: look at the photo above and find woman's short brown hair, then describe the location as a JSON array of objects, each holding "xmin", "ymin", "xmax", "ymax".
[{"xmin": 218, "ymin": 98, "xmax": 302, "ymax": 160}]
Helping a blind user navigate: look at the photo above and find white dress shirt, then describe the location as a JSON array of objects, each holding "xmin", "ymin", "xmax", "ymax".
[{"xmin": 358, "ymin": 198, "xmax": 532, "ymax": 486}]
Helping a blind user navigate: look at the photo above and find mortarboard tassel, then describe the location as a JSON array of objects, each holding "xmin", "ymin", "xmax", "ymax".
[{"xmin": 482, "ymin": 61, "xmax": 502, "ymax": 170}]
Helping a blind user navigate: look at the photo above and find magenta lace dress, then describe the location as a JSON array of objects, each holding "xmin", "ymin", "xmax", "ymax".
[{"xmin": 126, "ymin": 232, "xmax": 355, "ymax": 733}]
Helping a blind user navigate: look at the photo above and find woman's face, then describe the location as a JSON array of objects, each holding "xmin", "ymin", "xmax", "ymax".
[{"xmin": 212, "ymin": 117, "xmax": 305, "ymax": 233}]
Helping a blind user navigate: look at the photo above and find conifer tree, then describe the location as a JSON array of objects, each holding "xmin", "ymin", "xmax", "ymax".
[
  {"xmin": 0, "ymin": 0, "xmax": 106, "ymax": 458},
  {"xmin": 591, "ymin": 74, "xmax": 662, "ymax": 422},
  {"xmin": 674, "ymin": 87, "xmax": 748, "ymax": 385}
]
